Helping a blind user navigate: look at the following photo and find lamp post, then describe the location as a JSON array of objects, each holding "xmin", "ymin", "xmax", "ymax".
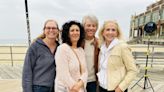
[{"xmin": 25, "ymin": 0, "xmax": 31, "ymax": 46}]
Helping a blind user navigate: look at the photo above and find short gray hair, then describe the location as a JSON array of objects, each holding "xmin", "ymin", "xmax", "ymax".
[{"xmin": 82, "ymin": 15, "xmax": 98, "ymax": 28}]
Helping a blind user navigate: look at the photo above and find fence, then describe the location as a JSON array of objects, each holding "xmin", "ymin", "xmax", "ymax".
[
  {"xmin": 0, "ymin": 45, "xmax": 28, "ymax": 66},
  {"xmin": 0, "ymin": 45, "xmax": 164, "ymax": 67},
  {"xmin": 130, "ymin": 45, "xmax": 164, "ymax": 67}
]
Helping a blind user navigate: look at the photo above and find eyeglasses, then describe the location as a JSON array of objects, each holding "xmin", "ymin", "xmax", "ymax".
[{"xmin": 45, "ymin": 27, "xmax": 58, "ymax": 30}]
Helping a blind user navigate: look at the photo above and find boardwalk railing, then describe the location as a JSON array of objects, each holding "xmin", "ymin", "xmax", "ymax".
[
  {"xmin": 130, "ymin": 45, "xmax": 164, "ymax": 67},
  {"xmin": 0, "ymin": 45, "xmax": 28, "ymax": 66},
  {"xmin": 0, "ymin": 45, "xmax": 163, "ymax": 67},
  {"xmin": 132, "ymin": 51, "xmax": 164, "ymax": 67}
]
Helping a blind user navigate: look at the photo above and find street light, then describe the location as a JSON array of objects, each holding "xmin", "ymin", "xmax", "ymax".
[{"xmin": 25, "ymin": 0, "xmax": 31, "ymax": 46}]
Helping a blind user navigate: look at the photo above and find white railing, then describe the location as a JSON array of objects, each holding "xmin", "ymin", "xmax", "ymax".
[
  {"xmin": 0, "ymin": 46, "xmax": 28, "ymax": 66},
  {"xmin": 130, "ymin": 45, "xmax": 164, "ymax": 67}
]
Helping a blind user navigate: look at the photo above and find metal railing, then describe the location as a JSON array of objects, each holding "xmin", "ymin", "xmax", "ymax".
[
  {"xmin": 130, "ymin": 45, "xmax": 164, "ymax": 67},
  {"xmin": 0, "ymin": 45, "xmax": 163, "ymax": 67},
  {"xmin": 0, "ymin": 45, "xmax": 28, "ymax": 66}
]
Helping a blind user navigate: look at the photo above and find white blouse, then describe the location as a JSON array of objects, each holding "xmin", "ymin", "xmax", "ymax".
[{"xmin": 97, "ymin": 38, "xmax": 119, "ymax": 89}]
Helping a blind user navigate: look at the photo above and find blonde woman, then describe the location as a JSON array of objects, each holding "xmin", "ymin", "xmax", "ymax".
[{"xmin": 97, "ymin": 20, "xmax": 138, "ymax": 92}]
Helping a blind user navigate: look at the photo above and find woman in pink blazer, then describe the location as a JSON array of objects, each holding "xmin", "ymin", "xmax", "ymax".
[
  {"xmin": 55, "ymin": 21, "xmax": 88, "ymax": 92},
  {"xmin": 97, "ymin": 20, "xmax": 138, "ymax": 92}
]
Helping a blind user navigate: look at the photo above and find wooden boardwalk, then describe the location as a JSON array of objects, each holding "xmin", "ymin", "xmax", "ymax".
[
  {"xmin": 129, "ymin": 67, "xmax": 164, "ymax": 92},
  {"xmin": 0, "ymin": 79, "xmax": 22, "ymax": 92},
  {"xmin": 0, "ymin": 64, "xmax": 164, "ymax": 92},
  {"xmin": 0, "ymin": 64, "xmax": 23, "ymax": 92},
  {"xmin": 0, "ymin": 64, "xmax": 22, "ymax": 79}
]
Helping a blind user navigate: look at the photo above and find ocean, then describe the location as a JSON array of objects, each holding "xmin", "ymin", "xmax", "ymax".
[{"xmin": 0, "ymin": 39, "xmax": 28, "ymax": 45}]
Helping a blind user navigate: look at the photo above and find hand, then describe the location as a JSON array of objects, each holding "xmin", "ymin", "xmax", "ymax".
[
  {"xmin": 69, "ymin": 84, "xmax": 81, "ymax": 92},
  {"xmin": 69, "ymin": 88, "xmax": 78, "ymax": 92},
  {"xmin": 69, "ymin": 79, "xmax": 84, "ymax": 92},
  {"xmin": 115, "ymin": 86, "xmax": 123, "ymax": 92}
]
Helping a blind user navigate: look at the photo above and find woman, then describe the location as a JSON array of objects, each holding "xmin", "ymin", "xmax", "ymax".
[
  {"xmin": 97, "ymin": 20, "xmax": 138, "ymax": 92},
  {"xmin": 55, "ymin": 21, "xmax": 88, "ymax": 92},
  {"xmin": 22, "ymin": 19, "xmax": 59, "ymax": 92},
  {"xmin": 82, "ymin": 15, "xmax": 99, "ymax": 92}
]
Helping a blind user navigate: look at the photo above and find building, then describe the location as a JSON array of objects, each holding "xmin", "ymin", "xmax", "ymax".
[{"xmin": 129, "ymin": 0, "xmax": 164, "ymax": 45}]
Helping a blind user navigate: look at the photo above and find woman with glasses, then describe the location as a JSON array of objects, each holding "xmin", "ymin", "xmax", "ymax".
[{"xmin": 22, "ymin": 19, "xmax": 59, "ymax": 92}]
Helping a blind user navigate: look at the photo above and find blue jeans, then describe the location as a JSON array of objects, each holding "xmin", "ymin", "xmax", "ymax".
[
  {"xmin": 32, "ymin": 85, "xmax": 54, "ymax": 92},
  {"xmin": 87, "ymin": 81, "xmax": 97, "ymax": 92}
]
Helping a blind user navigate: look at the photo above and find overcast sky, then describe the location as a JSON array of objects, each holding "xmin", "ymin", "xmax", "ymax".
[{"xmin": 0, "ymin": 0, "xmax": 156, "ymax": 44}]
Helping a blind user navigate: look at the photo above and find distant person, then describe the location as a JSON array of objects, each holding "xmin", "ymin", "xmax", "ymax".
[
  {"xmin": 22, "ymin": 19, "xmax": 59, "ymax": 92},
  {"xmin": 82, "ymin": 15, "xmax": 99, "ymax": 92},
  {"xmin": 97, "ymin": 20, "xmax": 138, "ymax": 92},
  {"xmin": 55, "ymin": 21, "xmax": 88, "ymax": 92}
]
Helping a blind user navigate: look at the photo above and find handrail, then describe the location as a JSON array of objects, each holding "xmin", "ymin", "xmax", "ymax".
[
  {"xmin": 132, "ymin": 48, "xmax": 164, "ymax": 67},
  {"xmin": 0, "ymin": 45, "xmax": 28, "ymax": 66}
]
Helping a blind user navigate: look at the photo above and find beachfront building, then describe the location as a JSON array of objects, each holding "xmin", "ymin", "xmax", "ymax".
[{"xmin": 129, "ymin": 0, "xmax": 164, "ymax": 45}]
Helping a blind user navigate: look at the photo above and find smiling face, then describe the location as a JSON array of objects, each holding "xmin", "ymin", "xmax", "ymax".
[
  {"xmin": 84, "ymin": 19, "xmax": 97, "ymax": 39},
  {"xmin": 102, "ymin": 22, "xmax": 118, "ymax": 44},
  {"xmin": 69, "ymin": 24, "xmax": 80, "ymax": 43},
  {"xmin": 44, "ymin": 21, "xmax": 59, "ymax": 40}
]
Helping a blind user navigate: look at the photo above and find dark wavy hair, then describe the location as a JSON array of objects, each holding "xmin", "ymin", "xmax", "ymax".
[{"xmin": 61, "ymin": 20, "xmax": 85, "ymax": 47}]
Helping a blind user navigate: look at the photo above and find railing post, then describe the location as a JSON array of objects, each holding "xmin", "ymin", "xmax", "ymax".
[
  {"xmin": 10, "ymin": 46, "xmax": 13, "ymax": 66},
  {"xmin": 151, "ymin": 46, "xmax": 154, "ymax": 67},
  {"xmin": 134, "ymin": 52, "xmax": 137, "ymax": 60}
]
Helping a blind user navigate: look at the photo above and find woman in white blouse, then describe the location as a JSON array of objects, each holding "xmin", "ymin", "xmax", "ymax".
[
  {"xmin": 97, "ymin": 20, "xmax": 138, "ymax": 92},
  {"xmin": 55, "ymin": 21, "xmax": 88, "ymax": 92}
]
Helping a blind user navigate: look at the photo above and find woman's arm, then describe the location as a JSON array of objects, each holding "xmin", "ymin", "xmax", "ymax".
[
  {"xmin": 22, "ymin": 46, "xmax": 36, "ymax": 92},
  {"xmin": 118, "ymin": 44, "xmax": 138, "ymax": 91}
]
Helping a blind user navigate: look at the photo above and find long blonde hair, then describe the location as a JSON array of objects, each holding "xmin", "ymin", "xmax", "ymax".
[{"xmin": 98, "ymin": 20, "xmax": 124, "ymax": 45}]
